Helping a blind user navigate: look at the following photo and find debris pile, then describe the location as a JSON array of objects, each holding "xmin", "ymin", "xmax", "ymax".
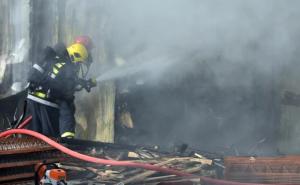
[
  {"xmin": 0, "ymin": 137, "xmax": 222, "ymax": 184},
  {"xmin": 62, "ymin": 149, "xmax": 218, "ymax": 184}
]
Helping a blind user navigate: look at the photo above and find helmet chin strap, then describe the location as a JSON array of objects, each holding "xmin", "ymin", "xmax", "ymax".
[{"xmin": 79, "ymin": 63, "xmax": 90, "ymax": 79}]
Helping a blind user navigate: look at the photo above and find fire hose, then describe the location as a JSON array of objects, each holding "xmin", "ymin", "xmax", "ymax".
[
  {"xmin": 17, "ymin": 115, "xmax": 32, "ymax": 129},
  {"xmin": 0, "ymin": 129, "xmax": 194, "ymax": 177},
  {"xmin": 1, "ymin": 119, "xmax": 296, "ymax": 185},
  {"xmin": 0, "ymin": 115, "xmax": 194, "ymax": 177}
]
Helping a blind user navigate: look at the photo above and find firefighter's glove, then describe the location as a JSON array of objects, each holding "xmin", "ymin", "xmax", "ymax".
[
  {"xmin": 28, "ymin": 83, "xmax": 37, "ymax": 91},
  {"xmin": 84, "ymin": 78, "xmax": 97, "ymax": 92}
]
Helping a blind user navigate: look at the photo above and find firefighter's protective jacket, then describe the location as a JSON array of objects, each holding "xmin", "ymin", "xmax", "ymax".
[{"xmin": 27, "ymin": 47, "xmax": 79, "ymax": 108}]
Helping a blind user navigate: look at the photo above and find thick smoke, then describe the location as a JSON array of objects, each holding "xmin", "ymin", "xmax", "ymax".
[
  {"xmin": 2, "ymin": 0, "xmax": 299, "ymax": 154},
  {"xmin": 89, "ymin": 0, "xmax": 300, "ymax": 154},
  {"xmin": 100, "ymin": 0, "xmax": 300, "ymax": 79}
]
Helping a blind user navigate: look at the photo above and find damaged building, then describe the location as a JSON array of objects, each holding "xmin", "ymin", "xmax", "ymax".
[{"xmin": 1, "ymin": 0, "xmax": 300, "ymax": 184}]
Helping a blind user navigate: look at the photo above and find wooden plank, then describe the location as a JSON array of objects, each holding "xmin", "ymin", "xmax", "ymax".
[{"xmin": 117, "ymin": 157, "xmax": 202, "ymax": 185}]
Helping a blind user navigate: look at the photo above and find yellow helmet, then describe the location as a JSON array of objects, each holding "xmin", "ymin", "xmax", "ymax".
[{"xmin": 67, "ymin": 43, "xmax": 88, "ymax": 63}]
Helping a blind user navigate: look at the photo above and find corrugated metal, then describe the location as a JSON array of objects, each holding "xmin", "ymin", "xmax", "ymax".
[{"xmin": 224, "ymin": 156, "xmax": 300, "ymax": 184}]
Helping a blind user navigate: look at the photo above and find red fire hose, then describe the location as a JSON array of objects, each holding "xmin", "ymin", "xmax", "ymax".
[
  {"xmin": 2, "ymin": 118, "xmax": 298, "ymax": 184},
  {"xmin": 0, "ymin": 128, "xmax": 195, "ymax": 177},
  {"xmin": 17, "ymin": 115, "xmax": 32, "ymax": 129},
  {"xmin": 5, "ymin": 116, "xmax": 194, "ymax": 176},
  {"xmin": 9, "ymin": 116, "xmax": 296, "ymax": 184}
]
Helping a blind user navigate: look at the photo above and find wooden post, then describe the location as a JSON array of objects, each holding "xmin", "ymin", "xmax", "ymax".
[{"xmin": 61, "ymin": 0, "xmax": 115, "ymax": 142}]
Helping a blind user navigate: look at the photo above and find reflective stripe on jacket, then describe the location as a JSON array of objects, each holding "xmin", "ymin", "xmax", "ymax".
[
  {"xmin": 27, "ymin": 61, "xmax": 67, "ymax": 108},
  {"xmin": 27, "ymin": 94, "xmax": 59, "ymax": 108}
]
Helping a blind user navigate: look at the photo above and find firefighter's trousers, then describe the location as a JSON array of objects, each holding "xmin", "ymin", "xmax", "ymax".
[{"xmin": 27, "ymin": 99, "xmax": 60, "ymax": 137}]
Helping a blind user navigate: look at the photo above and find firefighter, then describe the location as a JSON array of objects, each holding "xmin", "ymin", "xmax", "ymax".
[
  {"xmin": 27, "ymin": 42, "xmax": 96, "ymax": 138},
  {"xmin": 57, "ymin": 35, "xmax": 95, "ymax": 138}
]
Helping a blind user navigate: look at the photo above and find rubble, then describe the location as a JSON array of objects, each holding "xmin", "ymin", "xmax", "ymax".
[
  {"xmin": 4, "ymin": 136, "xmax": 300, "ymax": 185},
  {"xmin": 0, "ymin": 137, "xmax": 220, "ymax": 184},
  {"xmin": 60, "ymin": 143, "xmax": 218, "ymax": 184}
]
